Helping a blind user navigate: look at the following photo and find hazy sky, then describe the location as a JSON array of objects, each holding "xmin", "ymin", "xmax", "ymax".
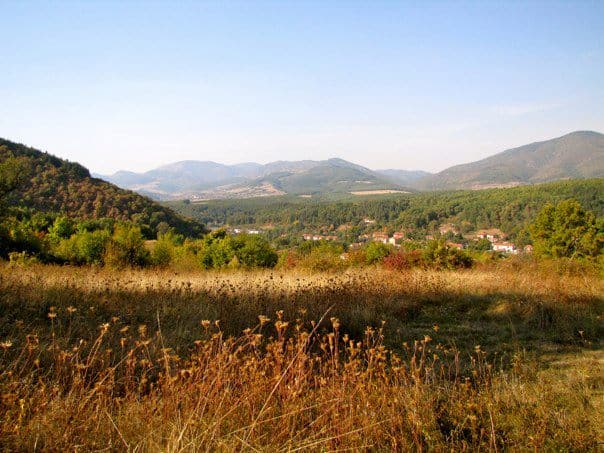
[{"xmin": 1, "ymin": 1, "xmax": 603, "ymax": 174}]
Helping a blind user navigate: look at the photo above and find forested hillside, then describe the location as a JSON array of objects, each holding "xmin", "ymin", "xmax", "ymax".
[
  {"xmin": 167, "ymin": 179, "xmax": 604, "ymax": 238},
  {"xmin": 0, "ymin": 138, "xmax": 204, "ymax": 237},
  {"xmin": 415, "ymin": 131, "xmax": 604, "ymax": 190}
]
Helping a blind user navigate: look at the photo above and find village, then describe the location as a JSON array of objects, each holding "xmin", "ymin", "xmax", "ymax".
[
  {"xmin": 300, "ymin": 221, "xmax": 533, "ymax": 254},
  {"xmin": 219, "ymin": 218, "xmax": 533, "ymax": 255}
]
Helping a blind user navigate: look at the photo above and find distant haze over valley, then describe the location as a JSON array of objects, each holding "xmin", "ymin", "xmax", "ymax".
[{"xmin": 94, "ymin": 131, "xmax": 604, "ymax": 200}]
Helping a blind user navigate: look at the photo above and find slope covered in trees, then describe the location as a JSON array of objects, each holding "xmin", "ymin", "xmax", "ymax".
[
  {"xmin": 0, "ymin": 138, "xmax": 204, "ymax": 237},
  {"xmin": 167, "ymin": 179, "xmax": 604, "ymax": 239}
]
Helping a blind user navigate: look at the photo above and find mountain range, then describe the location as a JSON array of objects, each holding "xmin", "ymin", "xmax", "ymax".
[
  {"xmin": 57, "ymin": 130, "xmax": 604, "ymax": 200},
  {"xmin": 95, "ymin": 158, "xmax": 415, "ymax": 200}
]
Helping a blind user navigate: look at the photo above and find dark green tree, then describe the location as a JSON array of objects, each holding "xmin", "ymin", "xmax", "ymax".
[{"xmin": 530, "ymin": 199, "xmax": 602, "ymax": 259}]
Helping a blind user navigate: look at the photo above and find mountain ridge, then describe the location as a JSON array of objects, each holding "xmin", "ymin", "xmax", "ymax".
[
  {"xmin": 98, "ymin": 157, "xmax": 409, "ymax": 200},
  {"xmin": 414, "ymin": 130, "xmax": 604, "ymax": 190},
  {"xmin": 83, "ymin": 130, "xmax": 604, "ymax": 199}
]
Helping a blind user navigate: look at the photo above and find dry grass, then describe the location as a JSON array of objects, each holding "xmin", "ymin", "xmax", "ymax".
[{"xmin": 0, "ymin": 263, "xmax": 602, "ymax": 450}]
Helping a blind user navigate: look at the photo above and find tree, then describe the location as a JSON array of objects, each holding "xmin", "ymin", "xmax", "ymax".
[
  {"xmin": 0, "ymin": 148, "xmax": 30, "ymax": 204},
  {"xmin": 530, "ymin": 199, "xmax": 602, "ymax": 259}
]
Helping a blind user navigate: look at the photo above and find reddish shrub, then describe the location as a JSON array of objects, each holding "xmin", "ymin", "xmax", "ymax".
[{"xmin": 382, "ymin": 250, "xmax": 424, "ymax": 270}]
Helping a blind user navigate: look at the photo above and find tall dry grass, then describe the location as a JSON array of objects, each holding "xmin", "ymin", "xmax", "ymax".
[{"xmin": 0, "ymin": 263, "xmax": 602, "ymax": 450}]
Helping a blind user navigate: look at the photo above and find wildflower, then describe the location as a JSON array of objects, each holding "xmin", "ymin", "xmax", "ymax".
[
  {"xmin": 201, "ymin": 320, "xmax": 211, "ymax": 329},
  {"xmin": 258, "ymin": 315, "xmax": 270, "ymax": 326},
  {"xmin": 0, "ymin": 341, "xmax": 12, "ymax": 350},
  {"xmin": 67, "ymin": 306, "xmax": 77, "ymax": 314}
]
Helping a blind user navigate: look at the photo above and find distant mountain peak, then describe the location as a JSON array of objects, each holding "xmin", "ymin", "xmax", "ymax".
[{"xmin": 414, "ymin": 130, "xmax": 604, "ymax": 191}]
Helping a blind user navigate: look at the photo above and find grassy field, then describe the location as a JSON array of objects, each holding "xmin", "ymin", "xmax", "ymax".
[{"xmin": 0, "ymin": 262, "xmax": 602, "ymax": 450}]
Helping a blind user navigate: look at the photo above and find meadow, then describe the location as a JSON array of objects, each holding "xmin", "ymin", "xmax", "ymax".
[{"xmin": 0, "ymin": 261, "xmax": 602, "ymax": 451}]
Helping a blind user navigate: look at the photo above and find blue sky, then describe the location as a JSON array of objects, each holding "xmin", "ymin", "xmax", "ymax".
[{"xmin": 1, "ymin": 1, "xmax": 603, "ymax": 174}]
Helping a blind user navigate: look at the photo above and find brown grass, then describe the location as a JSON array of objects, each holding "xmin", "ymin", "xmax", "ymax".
[{"xmin": 0, "ymin": 263, "xmax": 602, "ymax": 450}]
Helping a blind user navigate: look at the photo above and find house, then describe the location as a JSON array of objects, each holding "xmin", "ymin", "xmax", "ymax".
[
  {"xmin": 439, "ymin": 223, "xmax": 459, "ymax": 235},
  {"xmin": 446, "ymin": 242, "xmax": 464, "ymax": 250},
  {"xmin": 363, "ymin": 218, "xmax": 376, "ymax": 225},
  {"xmin": 492, "ymin": 242, "xmax": 518, "ymax": 254},
  {"xmin": 392, "ymin": 232, "xmax": 406, "ymax": 240},
  {"xmin": 523, "ymin": 244, "xmax": 534, "ymax": 254},
  {"xmin": 372, "ymin": 232, "xmax": 389, "ymax": 244},
  {"xmin": 325, "ymin": 235, "xmax": 338, "ymax": 241},
  {"xmin": 302, "ymin": 233, "xmax": 313, "ymax": 241},
  {"xmin": 476, "ymin": 228, "xmax": 506, "ymax": 243},
  {"xmin": 248, "ymin": 229, "xmax": 261, "ymax": 235},
  {"xmin": 312, "ymin": 235, "xmax": 325, "ymax": 241}
]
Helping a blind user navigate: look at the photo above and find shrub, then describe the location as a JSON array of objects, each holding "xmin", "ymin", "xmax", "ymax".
[
  {"xmin": 53, "ymin": 229, "xmax": 110, "ymax": 264},
  {"xmin": 299, "ymin": 244, "xmax": 344, "ymax": 272},
  {"xmin": 231, "ymin": 234, "xmax": 278, "ymax": 268},
  {"xmin": 0, "ymin": 219, "xmax": 44, "ymax": 258},
  {"xmin": 77, "ymin": 230, "xmax": 110, "ymax": 264},
  {"xmin": 382, "ymin": 250, "xmax": 424, "ymax": 270},
  {"xmin": 151, "ymin": 234, "xmax": 176, "ymax": 267},
  {"xmin": 364, "ymin": 242, "xmax": 391, "ymax": 265},
  {"xmin": 104, "ymin": 224, "xmax": 150, "ymax": 267},
  {"xmin": 423, "ymin": 239, "xmax": 473, "ymax": 269},
  {"xmin": 48, "ymin": 216, "xmax": 75, "ymax": 242}
]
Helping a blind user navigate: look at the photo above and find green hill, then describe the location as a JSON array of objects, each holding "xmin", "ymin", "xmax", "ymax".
[
  {"xmin": 0, "ymin": 138, "xmax": 204, "ymax": 237},
  {"xmin": 255, "ymin": 158, "xmax": 405, "ymax": 195}
]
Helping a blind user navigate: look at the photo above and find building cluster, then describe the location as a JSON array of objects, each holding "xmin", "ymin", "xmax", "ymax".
[
  {"xmin": 301, "ymin": 224, "xmax": 533, "ymax": 255},
  {"xmin": 230, "ymin": 228, "xmax": 262, "ymax": 235},
  {"xmin": 473, "ymin": 229, "xmax": 533, "ymax": 254},
  {"xmin": 302, "ymin": 233, "xmax": 338, "ymax": 241}
]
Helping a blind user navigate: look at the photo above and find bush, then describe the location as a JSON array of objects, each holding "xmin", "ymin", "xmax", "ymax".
[
  {"xmin": 78, "ymin": 230, "xmax": 110, "ymax": 264},
  {"xmin": 104, "ymin": 224, "xmax": 150, "ymax": 268},
  {"xmin": 299, "ymin": 244, "xmax": 344, "ymax": 272},
  {"xmin": 382, "ymin": 250, "xmax": 424, "ymax": 270},
  {"xmin": 231, "ymin": 234, "xmax": 278, "ymax": 268},
  {"xmin": 423, "ymin": 239, "xmax": 473, "ymax": 269},
  {"xmin": 364, "ymin": 242, "xmax": 391, "ymax": 265},
  {"xmin": 53, "ymin": 230, "xmax": 110, "ymax": 265},
  {"xmin": 151, "ymin": 234, "xmax": 177, "ymax": 267},
  {"xmin": 0, "ymin": 219, "xmax": 44, "ymax": 258},
  {"xmin": 198, "ymin": 231, "xmax": 278, "ymax": 269}
]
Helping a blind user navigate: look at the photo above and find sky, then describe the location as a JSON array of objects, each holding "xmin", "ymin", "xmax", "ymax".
[{"xmin": 1, "ymin": 1, "xmax": 603, "ymax": 174}]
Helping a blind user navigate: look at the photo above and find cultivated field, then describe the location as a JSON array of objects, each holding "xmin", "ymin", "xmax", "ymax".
[{"xmin": 0, "ymin": 263, "xmax": 602, "ymax": 450}]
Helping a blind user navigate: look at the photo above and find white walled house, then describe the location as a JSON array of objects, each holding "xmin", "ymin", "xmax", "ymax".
[{"xmin": 492, "ymin": 242, "xmax": 518, "ymax": 254}]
